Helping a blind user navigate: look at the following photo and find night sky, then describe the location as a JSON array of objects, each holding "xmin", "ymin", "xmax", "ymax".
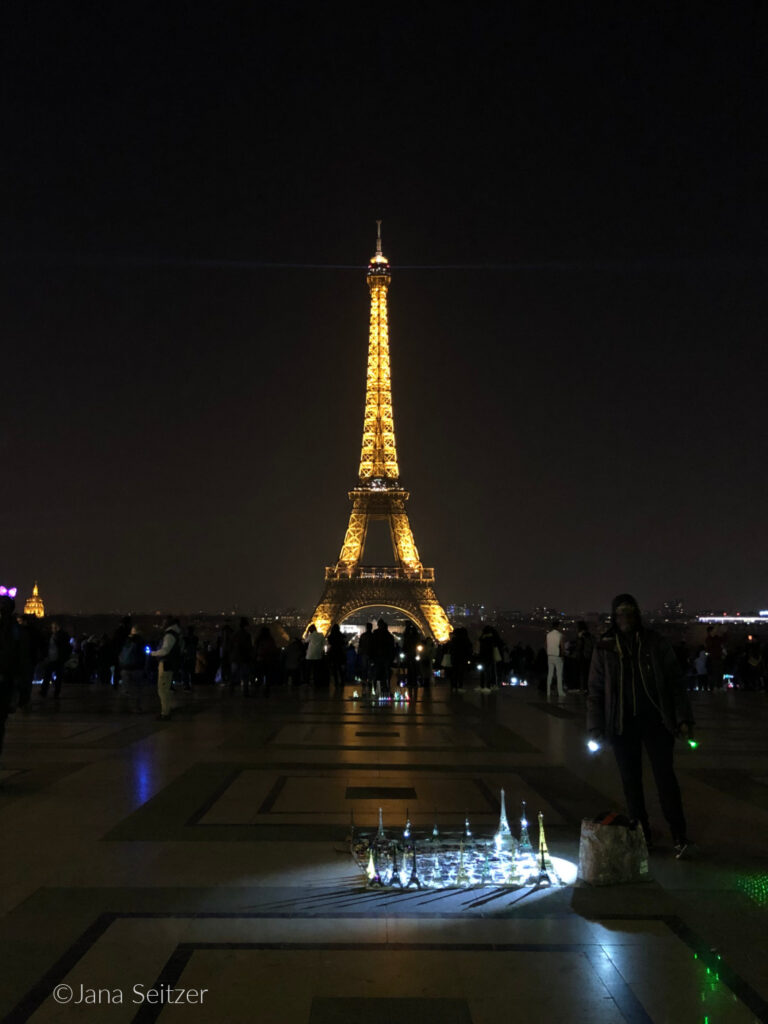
[{"xmin": 2, "ymin": 5, "xmax": 766, "ymax": 615}]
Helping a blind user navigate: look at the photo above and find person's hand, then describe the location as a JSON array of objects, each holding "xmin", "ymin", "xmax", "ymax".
[
  {"xmin": 677, "ymin": 722, "xmax": 694, "ymax": 740},
  {"xmin": 589, "ymin": 728, "xmax": 604, "ymax": 743}
]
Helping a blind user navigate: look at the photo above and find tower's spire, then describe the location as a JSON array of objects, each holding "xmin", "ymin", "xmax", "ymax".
[{"xmin": 360, "ymin": 222, "xmax": 398, "ymax": 480}]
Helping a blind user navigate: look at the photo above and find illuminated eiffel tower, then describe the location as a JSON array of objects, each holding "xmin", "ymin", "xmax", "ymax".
[{"xmin": 308, "ymin": 224, "xmax": 452, "ymax": 641}]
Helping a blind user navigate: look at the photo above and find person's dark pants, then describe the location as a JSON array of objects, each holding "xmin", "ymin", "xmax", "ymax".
[
  {"xmin": 41, "ymin": 661, "xmax": 65, "ymax": 698},
  {"xmin": 231, "ymin": 662, "xmax": 252, "ymax": 694},
  {"xmin": 373, "ymin": 660, "xmax": 391, "ymax": 694},
  {"xmin": 449, "ymin": 666, "xmax": 466, "ymax": 692},
  {"xmin": 611, "ymin": 714, "xmax": 687, "ymax": 843},
  {"xmin": 707, "ymin": 658, "xmax": 723, "ymax": 691}
]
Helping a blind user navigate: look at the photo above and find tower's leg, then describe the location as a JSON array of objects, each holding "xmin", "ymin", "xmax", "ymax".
[
  {"xmin": 338, "ymin": 511, "xmax": 369, "ymax": 568},
  {"xmin": 389, "ymin": 512, "xmax": 421, "ymax": 570}
]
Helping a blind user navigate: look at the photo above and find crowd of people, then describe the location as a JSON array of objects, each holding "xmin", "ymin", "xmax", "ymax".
[{"xmin": 2, "ymin": 589, "xmax": 766, "ymax": 857}]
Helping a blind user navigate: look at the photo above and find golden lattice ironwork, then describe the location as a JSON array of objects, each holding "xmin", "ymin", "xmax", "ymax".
[{"xmin": 308, "ymin": 225, "xmax": 452, "ymax": 642}]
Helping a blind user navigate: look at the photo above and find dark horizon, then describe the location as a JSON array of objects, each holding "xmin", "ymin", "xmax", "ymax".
[{"xmin": 3, "ymin": 7, "xmax": 766, "ymax": 615}]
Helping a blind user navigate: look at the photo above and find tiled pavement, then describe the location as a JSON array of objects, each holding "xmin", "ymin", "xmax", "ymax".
[{"xmin": 0, "ymin": 681, "xmax": 766, "ymax": 1022}]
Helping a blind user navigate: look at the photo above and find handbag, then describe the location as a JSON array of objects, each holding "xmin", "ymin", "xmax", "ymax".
[{"xmin": 577, "ymin": 813, "xmax": 650, "ymax": 885}]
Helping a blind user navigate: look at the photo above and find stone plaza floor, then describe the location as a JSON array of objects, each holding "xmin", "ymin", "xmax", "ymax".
[{"xmin": 0, "ymin": 678, "xmax": 766, "ymax": 1023}]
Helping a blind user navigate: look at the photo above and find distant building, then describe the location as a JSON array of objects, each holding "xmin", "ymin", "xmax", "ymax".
[{"xmin": 24, "ymin": 581, "xmax": 45, "ymax": 618}]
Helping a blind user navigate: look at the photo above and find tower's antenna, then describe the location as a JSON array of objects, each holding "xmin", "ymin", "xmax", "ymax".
[{"xmin": 376, "ymin": 219, "xmax": 383, "ymax": 256}]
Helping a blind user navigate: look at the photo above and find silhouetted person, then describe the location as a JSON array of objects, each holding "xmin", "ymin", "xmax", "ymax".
[
  {"xmin": 357, "ymin": 622, "xmax": 373, "ymax": 687},
  {"xmin": 401, "ymin": 622, "xmax": 421, "ymax": 692},
  {"xmin": 327, "ymin": 624, "xmax": 346, "ymax": 688},
  {"xmin": 41, "ymin": 620, "xmax": 70, "ymax": 700},
  {"xmin": 255, "ymin": 626, "xmax": 279, "ymax": 695},
  {"xmin": 231, "ymin": 618, "xmax": 253, "ymax": 696},
  {"xmin": 704, "ymin": 626, "xmax": 724, "ymax": 691},
  {"xmin": 0, "ymin": 595, "xmax": 20, "ymax": 761},
  {"xmin": 371, "ymin": 619, "xmax": 396, "ymax": 696},
  {"xmin": 477, "ymin": 624, "xmax": 501, "ymax": 691},
  {"xmin": 284, "ymin": 636, "xmax": 305, "ymax": 687},
  {"xmin": 304, "ymin": 624, "xmax": 325, "ymax": 686},
  {"xmin": 588, "ymin": 593, "xmax": 694, "ymax": 857},
  {"xmin": 448, "ymin": 626, "xmax": 472, "ymax": 693},
  {"xmin": 118, "ymin": 625, "xmax": 148, "ymax": 713},
  {"xmin": 110, "ymin": 616, "xmax": 132, "ymax": 688},
  {"xmin": 574, "ymin": 621, "xmax": 594, "ymax": 693},
  {"xmin": 150, "ymin": 616, "xmax": 182, "ymax": 720},
  {"xmin": 181, "ymin": 626, "xmax": 198, "ymax": 691},
  {"xmin": 16, "ymin": 613, "xmax": 44, "ymax": 711},
  {"xmin": 218, "ymin": 624, "xmax": 233, "ymax": 685}
]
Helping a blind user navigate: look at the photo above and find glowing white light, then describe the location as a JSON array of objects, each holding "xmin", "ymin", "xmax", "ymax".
[
  {"xmin": 550, "ymin": 856, "xmax": 578, "ymax": 884},
  {"xmin": 476, "ymin": 664, "xmax": 483, "ymax": 671},
  {"xmin": 587, "ymin": 739, "xmax": 600, "ymax": 753}
]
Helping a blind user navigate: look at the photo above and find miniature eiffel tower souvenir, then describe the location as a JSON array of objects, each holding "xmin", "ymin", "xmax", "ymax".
[
  {"xmin": 429, "ymin": 851, "xmax": 443, "ymax": 888},
  {"xmin": 403, "ymin": 809, "xmax": 412, "ymax": 840},
  {"xmin": 455, "ymin": 841, "xmax": 470, "ymax": 886},
  {"xmin": 389, "ymin": 840, "xmax": 404, "ymax": 887},
  {"xmin": 518, "ymin": 800, "xmax": 533, "ymax": 855},
  {"xmin": 405, "ymin": 839, "xmax": 422, "ymax": 889},
  {"xmin": 495, "ymin": 787, "xmax": 517, "ymax": 853},
  {"xmin": 536, "ymin": 810, "xmax": 560, "ymax": 885},
  {"xmin": 366, "ymin": 847, "xmax": 382, "ymax": 887}
]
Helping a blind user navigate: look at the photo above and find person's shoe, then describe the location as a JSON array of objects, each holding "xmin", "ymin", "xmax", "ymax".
[{"xmin": 673, "ymin": 840, "xmax": 697, "ymax": 860}]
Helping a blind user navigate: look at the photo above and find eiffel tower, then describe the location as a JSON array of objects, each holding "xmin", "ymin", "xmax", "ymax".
[{"xmin": 308, "ymin": 224, "xmax": 452, "ymax": 641}]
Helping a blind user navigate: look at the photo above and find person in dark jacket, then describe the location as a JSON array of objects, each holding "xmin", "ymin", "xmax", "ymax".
[
  {"xmin": 254, "ymin": 626, "xmax": 279, "ymax": 695},
  {"xmin": 327, "ymin": 624, "xmax": 346, "ymax": 688},
  {"xmin": 41, "ymin": 621, "xmax": 71, "ymax": 700},
  {"xmin": 587, "ymin": 593, "xmax": 694, "ymax": 857},
  {"xmin": 118, "ymin": 625, "xmax": 148, "ymax": 713},
  {"xmin": 231, "ymin": 618, "xmax": 254, "ymax": 696},
  {"xmin": 574, "ymin": 621, "xmax": 594, "ymax": 693},
  {"xmin": 16, "ymin": 613, "xmax": 44, "ymax": 711},
  {"xmin": 0, "ymin": 594, "xmax": 20, "ymax": 761},
  {"xmin": 477, "ymin": 624, "xmax": 501, "ymax": 691},
  {"xmin": 370, "ymin": 619, "xmax": 396, "ymax": 696},
  {"xmin": 447, "ymin": 626, "xmax": 473, "ymax": 693},
  {"xmin": 357, "ymin": 622, "xmax": 373, "ymax": 688}
]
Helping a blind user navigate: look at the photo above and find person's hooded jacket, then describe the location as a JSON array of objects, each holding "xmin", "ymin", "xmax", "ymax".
[{"xmin": 587, "ymin": 594, "xmax": 693, "ymax": 738}]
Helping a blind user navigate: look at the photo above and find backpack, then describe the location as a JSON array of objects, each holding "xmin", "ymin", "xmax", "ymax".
[{"xmin": 119, "ymin": 637, "xmax": 144, "ymax": 670}]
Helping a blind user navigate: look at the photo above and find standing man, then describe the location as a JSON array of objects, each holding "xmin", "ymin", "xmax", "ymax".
[
  {"xmin": 587, "ymin": 593, "xmax": 695, "ymax": 857},
  {"xmin": 0, "ymin": 593, "xmax": 20, "ymax": 764},
  {"xmin": 304, "ymin": 624, "xmax": 325, "ymax": 686},
  {"xmin": 370, "ymin": 619, "xmax": 396, "ymax": 697},
  {"xmin": 150, "ymin": 616, "xmax": 182, "ymax": 720},
  {"xmin": 574, "ymin": 620, "xmax": 595, "ymax": 694},
  {"xmin": 357, "ymin": 622, "xmax": 373, "ymax": 689},
  {"xmin": 545, "ymin": 618, "xmax": 565, "ymax": 699},
  {"xmin": 704, "ymin": 626, "xmax": 724, "ymax": 691},
  {"xmin": 231, "ymin": 618, "xmax": 253, "ymax": 696},
  {"xmin": 41, "ymin": 620, "xmax": 71, "ymax": 702},
  {"xmin": 118, "ymin": 625, "xmax": 148, "ymax": 713}
]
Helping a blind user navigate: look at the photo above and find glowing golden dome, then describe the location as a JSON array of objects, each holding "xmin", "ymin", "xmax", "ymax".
[{"xmin": 24, "ymin": 581, "xmax": 45, "ymax": 618}]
